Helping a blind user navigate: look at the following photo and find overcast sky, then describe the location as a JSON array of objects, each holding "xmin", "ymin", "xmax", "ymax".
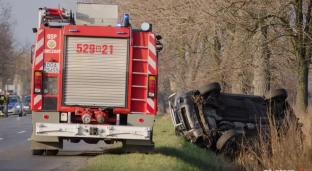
[{"xmin": 3, "ymin": 0, "xmax": 77, "ymax": 44}]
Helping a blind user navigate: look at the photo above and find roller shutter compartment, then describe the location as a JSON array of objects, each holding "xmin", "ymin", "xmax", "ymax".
[{"xmin": 63, "ymin": 36, "xmax": 128, "ymax": 107}]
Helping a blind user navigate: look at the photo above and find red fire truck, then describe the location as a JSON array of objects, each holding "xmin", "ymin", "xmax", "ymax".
[{"xmin": 29, "ymin": 3, "xmax": 163, "ymax": 155}]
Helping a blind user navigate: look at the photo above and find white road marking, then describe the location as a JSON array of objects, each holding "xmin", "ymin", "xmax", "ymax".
[
  {"xmin": 0, "ymin": 138, "xmax": 3, "ymax": 140},
  {"xmin": 17, "ymin": 131, "xmax": 26, "ymax": 134}
]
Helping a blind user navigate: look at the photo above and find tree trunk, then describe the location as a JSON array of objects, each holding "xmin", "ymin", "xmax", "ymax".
[
  {"xmin": 231, "ymin": 36, "xmax": 244, "ymax": 93},
  {"xmin": 157, "ymin": 92, "xmax": 166, "ymax": 114},
  {"xmin": 231, "ymin": 70, "xmax": 243, "ymax": 93},
  {"xmin": 219, "ymin": 73, "xmax": 226, "ymax": 92},
  {"xmin": 296, "ymin": 49, "xmax": 309, "ymax": 112},
  {"xmin": 253, "ymin": 26, "xmax": 271, "ymax": 95},
  {"xmin": 1, "ymin": 76, "xmax": 7, "ymax": 91},
  {"xmin": 212, "ymin": 29, "xmax": 227, "ymax": 92}
]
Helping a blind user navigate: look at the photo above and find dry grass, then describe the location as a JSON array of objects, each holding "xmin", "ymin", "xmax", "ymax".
[
  {"xmin": 297, "ymin": 107, "xmax": 312, "ymax": 147},
  {"xmin": 77, "ymin": 114, "xmax": 240, "ymax": 171},
  {"xmin": 236, "ymin": 106, "xmax": 312, "ymax": 171}
]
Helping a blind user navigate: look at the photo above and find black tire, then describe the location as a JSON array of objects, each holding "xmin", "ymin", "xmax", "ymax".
[
  {"xmin": 216, "ymin": 129, "xmax": 237, "ymax": 150},
  {"xmin": 175, "ymin": 127, "xmax": 182, "ymax": 136},
  {"xmin": 198, "ymin": 82, "xmax": 221, "ymax": 96},
  {"xmin": 104, "ymin": 140, "xmax": 113, "ymax": 144},
  {"xmin": 46, "ymin": 150, "xmax": 59, "ymax": 155},
  {"xmin": 264, "ymin": 88, "xmax": 287, "ymax": 100},
  {"xmin": 32, "ymin": 150, "xmax": 44, "ymax": 155}
]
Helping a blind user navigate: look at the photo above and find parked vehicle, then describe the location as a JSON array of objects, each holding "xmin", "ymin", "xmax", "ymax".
[
  {"xmin": 21, "ymin": 95, "xmax": 30, "ymax": 102},
  {"xmin": 22, "ymin": 95, "xmax": 31, "ymax": 116},
  {"xmin": 169, "ymin": 82, "xmax": 301, "ymax": 153},
  {"xmin": 29, "ymin": 3, "xmax": 163, "ymax": 156},
  {"xmin": 8, "ymin": 95, "xmax": 22, "ymax": 117},
  {"xmin": 8, "ymin": 90, "xmax": 14, "ymax": 95}
]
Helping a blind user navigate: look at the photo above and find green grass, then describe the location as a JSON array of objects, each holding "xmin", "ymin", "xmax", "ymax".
[{"xmin": 77, "ymin": 115, "xmax": 240, "ymax": 171}]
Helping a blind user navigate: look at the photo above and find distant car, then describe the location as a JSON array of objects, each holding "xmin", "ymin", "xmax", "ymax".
[
  {"xmin": 8, "ymin": 95, "xmax": 22, "ymax": 117},
  {"xmin": 22, "ymin": 95, "xmax": 31, "ymax": 116},
  {"xmin": 21, "ymin": 95, "xmax": 29, "ymax": 102},
  {"xmin": 7, "ymin": 90, "xmax": 14, "ymax": 95}
]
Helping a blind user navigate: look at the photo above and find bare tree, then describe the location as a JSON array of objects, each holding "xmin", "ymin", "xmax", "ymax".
[
  {"xmin": 244, "ymin": 0, "xmax": 312, "ymax": 111},
  {"xmin": 81, "ymin": 0, "xmax": 312, "ymax": 112},
  {"xmin": 287, "ymin": 0, "xmax": 312, "ymax": 112},
  {"xmin": 208, "ymin": 0, "xmax": 312, "ymax": 111},
  {"xmin": 0, "ymin": 0, "xmax": 16, "ymax": 89}
]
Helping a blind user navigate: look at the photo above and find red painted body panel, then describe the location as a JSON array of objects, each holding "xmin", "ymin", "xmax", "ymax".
[
  {"xmin": 63, "ymin": 25, "xmax": 130, "ymax": 37},
  {"xmin": 31, "ymin": 24, "xmax": 158, "ymax": 119},
  {"xmin": 31, "ymin": 27, "xmax": 44, "ymax": 110}
]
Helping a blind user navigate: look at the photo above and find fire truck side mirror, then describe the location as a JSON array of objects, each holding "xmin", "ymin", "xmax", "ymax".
[
  {"xmin": 156, "ymin": 35, "xmax": 162, "ymax": 40},
  {"xmin": 31, "ymin": 45, "xmax": 35, "ymax": 64},
  {"xmin": 156, "ymin": 41, "xmax": 163, "ymax": 52}
]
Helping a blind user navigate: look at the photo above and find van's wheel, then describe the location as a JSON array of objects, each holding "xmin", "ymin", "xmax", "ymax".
[
  {"xmin": 216, "ymin": 129, "xmax": 237, "ymax": 150},
  {"xmin": 46, "ymin": 150, "xmax": 59, "ymax": 155},
  {"xmin": 198, "ymin": 82, "xmax": 221, "ymax": 96},
  {"xmin": 32, "ymin": 150, "xmax": 44, "ymax": 155},
  {"xmin": 264, "ymin": 88, "xmax": 288, "ymax": 100}
]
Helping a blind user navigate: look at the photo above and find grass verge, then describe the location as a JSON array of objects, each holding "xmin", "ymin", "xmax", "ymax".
[{"xmin": 77, "ymin": 114, "xmax": 240, "ymax": 171}]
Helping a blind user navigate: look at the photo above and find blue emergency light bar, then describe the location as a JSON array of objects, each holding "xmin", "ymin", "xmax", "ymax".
[
  {"xmin": 123, "ymin": 14, "xmax": 129, "ymax": 21},
  {"xmin": 121, "ymin": 14, "xmax": 130, "ymax": 27}
]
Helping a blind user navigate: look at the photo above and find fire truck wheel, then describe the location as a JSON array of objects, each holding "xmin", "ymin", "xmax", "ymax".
[
  {"xmin": 32, "ymin": 149, "xmax": 44, "ymax": 155},
  {"xmin": 46, "ymin": 150, "xmax": 59, "ymax": 155}
]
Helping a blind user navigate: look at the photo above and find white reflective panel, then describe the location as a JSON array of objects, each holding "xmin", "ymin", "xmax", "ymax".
[{"xmin": 64, "ymin": 36, "xmax": 129, "ymax": 107}]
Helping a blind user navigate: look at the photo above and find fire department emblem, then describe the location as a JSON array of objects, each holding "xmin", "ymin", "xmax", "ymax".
[{"xmin": 47, "ymin": 40, "xmax": 56, "ymax": 49}]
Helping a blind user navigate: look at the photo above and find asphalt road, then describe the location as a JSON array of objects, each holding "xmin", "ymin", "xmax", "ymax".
[{"xmin": 0, "ymin": 114, "xmax": 108, "ymax": 171}]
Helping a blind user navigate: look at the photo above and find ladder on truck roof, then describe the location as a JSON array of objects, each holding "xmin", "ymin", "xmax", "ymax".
[
  {"xmin": 38, "ymin": 7, "xmax": 75, "ymax": 27},
  {"xmin": 37, "ymin": 3, "xmax": 120, "ymax": 27}
]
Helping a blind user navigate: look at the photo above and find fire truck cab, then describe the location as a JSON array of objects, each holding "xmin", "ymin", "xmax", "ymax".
[{"xmin": 29, "ymin": 3, "xmax": 163, "ymax": 155}]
